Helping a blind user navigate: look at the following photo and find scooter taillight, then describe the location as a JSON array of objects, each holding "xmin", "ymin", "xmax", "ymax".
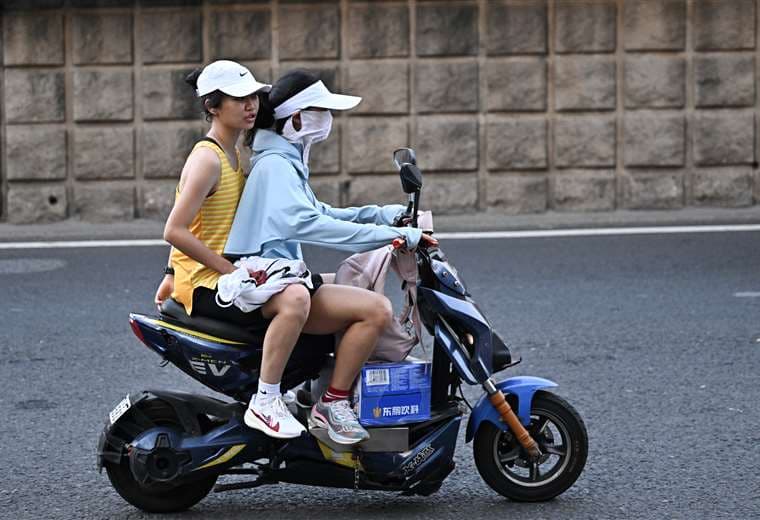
[{"xmin": 129, "ymin": 318, "xmax": 147, "ymax": 345}]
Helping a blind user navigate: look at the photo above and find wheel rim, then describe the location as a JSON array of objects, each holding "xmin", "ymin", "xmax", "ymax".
[{"xmin": 491, "ymin": 407, "xmax": 572, "ymax": 488}]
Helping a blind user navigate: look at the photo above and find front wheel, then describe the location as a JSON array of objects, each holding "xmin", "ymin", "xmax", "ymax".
[{"xmin": 473, "ymin": 390, "xmax": 587, "ymax": 502}]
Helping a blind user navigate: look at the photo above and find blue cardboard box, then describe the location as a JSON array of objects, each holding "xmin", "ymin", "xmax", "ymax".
[{"xmin": 354, "ymin": 359, "xmax": 432, "ymax": 426}]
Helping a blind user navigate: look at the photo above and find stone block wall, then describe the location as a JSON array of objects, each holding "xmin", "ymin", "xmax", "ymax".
[{"xmin": 1, "ymin": 0, "xmax": 759, "ymax": 223}]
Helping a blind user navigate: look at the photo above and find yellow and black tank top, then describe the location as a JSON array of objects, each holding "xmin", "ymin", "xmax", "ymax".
[{"xmin": 170, "ymin": 139, "xmax": 245, "ymax": 315}]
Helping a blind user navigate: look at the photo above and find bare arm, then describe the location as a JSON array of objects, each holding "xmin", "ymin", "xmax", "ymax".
[{"xmin": 163, "ymin": 147, "xmax": 236, "ymax": 276}]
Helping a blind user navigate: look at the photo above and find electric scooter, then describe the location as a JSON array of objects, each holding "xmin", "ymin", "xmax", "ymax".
[{"xmin": 97, "ymin": 148, "xmax": 588, "ymax": 513}]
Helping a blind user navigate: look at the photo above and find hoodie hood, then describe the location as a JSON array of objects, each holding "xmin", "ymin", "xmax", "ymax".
[{"xmin": 251, "ymin": 129, "xmax": 309, "ymax": 179}]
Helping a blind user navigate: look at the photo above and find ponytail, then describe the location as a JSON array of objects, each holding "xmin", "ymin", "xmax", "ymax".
[
  {"xmin": 185, "ymin": 67, "xmax": 223, "ymax": 122},
  {"xmin": 185, "ymin": 67, "xmax": 202, "ymax": 90}
]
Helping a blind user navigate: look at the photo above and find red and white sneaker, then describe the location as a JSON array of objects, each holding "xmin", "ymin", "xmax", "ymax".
[{"xmin": 244, "ymin": 395, "xmax": 306, "ymax": 439}]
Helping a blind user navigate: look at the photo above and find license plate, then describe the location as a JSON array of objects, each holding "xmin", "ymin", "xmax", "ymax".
[{"xmin": 109, "ymin": 395, "xmax": 131, "ymax": 425}]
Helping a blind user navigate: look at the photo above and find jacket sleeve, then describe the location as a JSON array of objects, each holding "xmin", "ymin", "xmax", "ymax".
[
  {"xmin": 316, "ymin": 199, "xmax": 406, "ymax": 226},
  {"xmin": 262, "ymin": 160, "xmax": 422, "ymax": 252}
]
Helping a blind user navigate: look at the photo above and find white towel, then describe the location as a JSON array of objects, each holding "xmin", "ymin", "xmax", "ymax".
[{"xmin": 216, "ymin": 257, "xmax": 313, "ymax": 313}]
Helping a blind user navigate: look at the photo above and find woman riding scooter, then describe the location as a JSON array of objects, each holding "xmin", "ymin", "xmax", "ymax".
[
  {"xmin": 155, "ymin": 61, "xmax": 317, "ymax": 441},
  {"xmin": 225, "ymin": 69, "xmax": 438, "ymax": 445}
]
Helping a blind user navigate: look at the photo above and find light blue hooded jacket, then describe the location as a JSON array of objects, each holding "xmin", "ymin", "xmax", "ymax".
[{"xmin": 224, "ymin": 130, "xmax": 422, "ymax": 260}]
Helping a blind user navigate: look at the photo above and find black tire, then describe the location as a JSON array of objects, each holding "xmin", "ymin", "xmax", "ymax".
[
  {"xmin": 473, "ymin": 390, "xmax": 587, "ymax": 502},
  {"xmin": 104, "ymin": 399, "xmax": 217, "ymax": 513}
]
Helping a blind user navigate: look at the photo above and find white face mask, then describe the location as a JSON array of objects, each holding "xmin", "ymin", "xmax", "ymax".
[{"xmin": 281, "ymin": 110, "xmax": 333, "ymax": 167}]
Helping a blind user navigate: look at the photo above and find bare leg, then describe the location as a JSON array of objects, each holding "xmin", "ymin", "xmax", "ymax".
[
  {"xmin": 302, "ymin": 285, "xmax": 392, "ymax": 390},
  {"xmin": 257, "ymin": 284, "xmax": 311, "ymax": 384},
  {"xmin": 244, "ymin": 284, "xmax": 311, "ymax": 438}
]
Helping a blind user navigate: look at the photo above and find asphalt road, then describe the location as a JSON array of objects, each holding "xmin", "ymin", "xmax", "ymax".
[{"xmin": 1, "ymin": 232, "xmax": 758, "ymax": 519}]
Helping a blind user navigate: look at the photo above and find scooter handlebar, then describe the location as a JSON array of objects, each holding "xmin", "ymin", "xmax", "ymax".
[{"xmin": 392, "ymin": 233, "xmax": 438, "ymax": 251}]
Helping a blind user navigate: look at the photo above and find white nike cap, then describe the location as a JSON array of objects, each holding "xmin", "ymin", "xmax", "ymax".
[{"xmin": 196, "ymin": 60, "xmax": 271, "ymax": 97}]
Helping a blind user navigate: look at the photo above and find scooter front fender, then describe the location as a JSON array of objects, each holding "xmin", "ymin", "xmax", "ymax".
[{"xmin": 465, "ymin": 376, "xmax": 558, "ymax": 443}]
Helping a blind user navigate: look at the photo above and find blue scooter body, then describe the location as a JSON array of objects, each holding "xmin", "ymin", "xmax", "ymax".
[{"xmin": 102, "ymin": 247, "xmax": 542, "ymax": 495}]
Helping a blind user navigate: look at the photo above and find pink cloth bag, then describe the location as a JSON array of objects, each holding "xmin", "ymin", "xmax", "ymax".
[{"xmin": 334, "ymin": 212, "xmax": 432, "ymax": 362}]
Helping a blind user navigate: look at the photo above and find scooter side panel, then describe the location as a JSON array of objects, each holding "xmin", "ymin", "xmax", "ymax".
[
  {"xmin": 419, "ymin": 288, "xmax": 492, "ymax": 382},
  {"xmin": 131, "ymin": 315, "xmax": 261, "ymax": 397},
  {"xmin": 180, "ymin": 420, "xmax": 270, "ymax": 475},
  {"xmin": 434, "ymin": 322, "xmax": 479, "ymax": 385},
  {"xmin": 359, "ymin": 415, "xmax": 461, "ymax": 488},
  {"xmin": 130, "ymin": 313, "xmax": 334, "ymax": 399},
  {"xmin": 464, "ymin": 376, "xmax": 558, "ymax": 442}
]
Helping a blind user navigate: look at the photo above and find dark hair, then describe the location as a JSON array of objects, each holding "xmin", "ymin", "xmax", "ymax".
[
  {"xmin": 243, "ymin": 92, "xmax": 275, "ymax": 147},
  {"xmin": 242, "ymin": 69, "xmax": 320, "ymax": 147},
  {"xmin": 268, "ymin": 69, "xmax": 320, "ymax": 109},
  {"xmin": 185, "ymin": 68, "xmax": 225, "ymax": 122}
]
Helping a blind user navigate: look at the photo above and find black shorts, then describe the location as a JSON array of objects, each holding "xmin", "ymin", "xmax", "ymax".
[
  {"xmin": 191, "ymin": 274, "xmax": 325, "ymax": 331},
  {"xmin": 308, "ymin": 273, "xmax": 325, "ymax": 296}
]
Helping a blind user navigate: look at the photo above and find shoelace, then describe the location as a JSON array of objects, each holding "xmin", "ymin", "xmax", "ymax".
[
  {"xmin": 330, "ymin": 399, "xmax": 357, "ymax": 424},
  {"xmin": 271, "ymin": 396, "xmax": 293, "ymax": 420}
]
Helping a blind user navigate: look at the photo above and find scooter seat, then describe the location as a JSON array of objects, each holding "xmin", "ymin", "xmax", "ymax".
[{"xmin": 159, "ymin": 298, "xmax": 265, "ymax": 344}]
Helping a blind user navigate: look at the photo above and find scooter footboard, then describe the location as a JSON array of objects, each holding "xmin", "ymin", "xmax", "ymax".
[{"xmin": 464, "ymin": 376, "xmax": 557, "ymax": 443}]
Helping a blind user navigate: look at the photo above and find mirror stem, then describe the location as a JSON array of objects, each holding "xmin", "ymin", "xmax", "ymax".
[{"xmin": 412, "ymin": 190, "xmax": 420, "ymax": 228}]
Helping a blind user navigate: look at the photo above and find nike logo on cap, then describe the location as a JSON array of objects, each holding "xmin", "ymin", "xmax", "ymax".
[{"xmin": 239, "ymin": 72, "xmax": 248, "ymax": 77}]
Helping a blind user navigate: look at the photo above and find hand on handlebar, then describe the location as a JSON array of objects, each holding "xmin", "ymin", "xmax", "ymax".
[
  {"xmin": 421, "ymin": 232, "xmax": 438, "ymax": 248},
  {"xmin": 392, "ymin": 232, "xmax": 438, "ymax": 250}
]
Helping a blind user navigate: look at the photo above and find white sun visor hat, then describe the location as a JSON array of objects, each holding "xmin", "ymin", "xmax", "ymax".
[
  {"xmin": 273, "ymin": 81, "xmax": 362, "ymax": 120},
  {"xmin": 196, "ymin": 60, "xmax": 271, "ymax": 97}
]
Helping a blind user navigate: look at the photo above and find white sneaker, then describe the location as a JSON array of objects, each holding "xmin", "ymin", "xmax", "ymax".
[{"xmin": 244, "ymin": 395, "xmax": 306, "ymax": 439}]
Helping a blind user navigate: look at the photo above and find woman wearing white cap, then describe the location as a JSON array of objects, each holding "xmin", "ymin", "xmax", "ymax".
[
  {"xmin": 154, "ymin": 61, "xmax": 314, "ymax": 440},
  {"xmin": 225, "ymin": 70, "xmax": 438, "ymax": 445}
]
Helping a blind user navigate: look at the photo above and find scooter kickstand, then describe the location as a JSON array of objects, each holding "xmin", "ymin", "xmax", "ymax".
[{"xmin": 213, "ymin": 476, "xmax": 276, "ymax": 493}]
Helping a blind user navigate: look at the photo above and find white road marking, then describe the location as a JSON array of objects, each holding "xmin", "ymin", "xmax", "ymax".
[
  {"xmin": 0, "ymin": 239, "xmax": 166, "ymax": 250},
  {"xmin": 436, "ymin": 224, "xmax": 760, "ymax": 240},
  {"xmin": 0, "ymin": 224, "xmax": 759, "ymax": 250},
  {"xmin": 0, "ymin": 258, "xmax": 67, "ymax": 274},
  {"xmin": 734, "ymin": 292, "xmax": 760, "ymax": 298}
]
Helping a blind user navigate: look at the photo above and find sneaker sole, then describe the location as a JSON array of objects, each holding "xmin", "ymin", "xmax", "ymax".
[
  {"xmin": 309, "ymin": 407, "xmax": 368, "ymax": 445},
  {"xmin": 244, "ymin": 409, "xmax": 304, "ymax": 439},
  {"xmin": 327, "ymin": 428, "xmax": 368, "ymax": 445}
]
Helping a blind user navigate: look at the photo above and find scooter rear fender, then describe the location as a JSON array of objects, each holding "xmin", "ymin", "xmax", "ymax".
[
  {"xmin": 465, "ymin": 376, "xmax": 558, "ymax": 443},
  {"xmin": 97, "ymin": 389, "xmax": 245, "ymax": 471}
]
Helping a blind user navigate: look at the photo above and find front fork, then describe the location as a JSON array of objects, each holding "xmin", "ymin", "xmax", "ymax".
[{"xmin": 482, "ymin": 379, "xmax": 542, "ymax": 459}]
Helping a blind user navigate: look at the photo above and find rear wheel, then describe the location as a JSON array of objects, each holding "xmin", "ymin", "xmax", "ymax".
[
  {"xmin": 473, "ymin": 391, "xmax": 587, "ymax": 502},
  {"xmin": 103, "ymin": 398, "xmax": 217, "ymax": 513}
]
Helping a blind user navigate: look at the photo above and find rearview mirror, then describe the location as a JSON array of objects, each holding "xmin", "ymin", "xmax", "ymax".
[
  {"xmin": 400, "ymin": 163, "xmax": 422, "ymax": 194},
  {"xmin": 393, "ymin": 148, "xmax": 416, "ymax": 170}
]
